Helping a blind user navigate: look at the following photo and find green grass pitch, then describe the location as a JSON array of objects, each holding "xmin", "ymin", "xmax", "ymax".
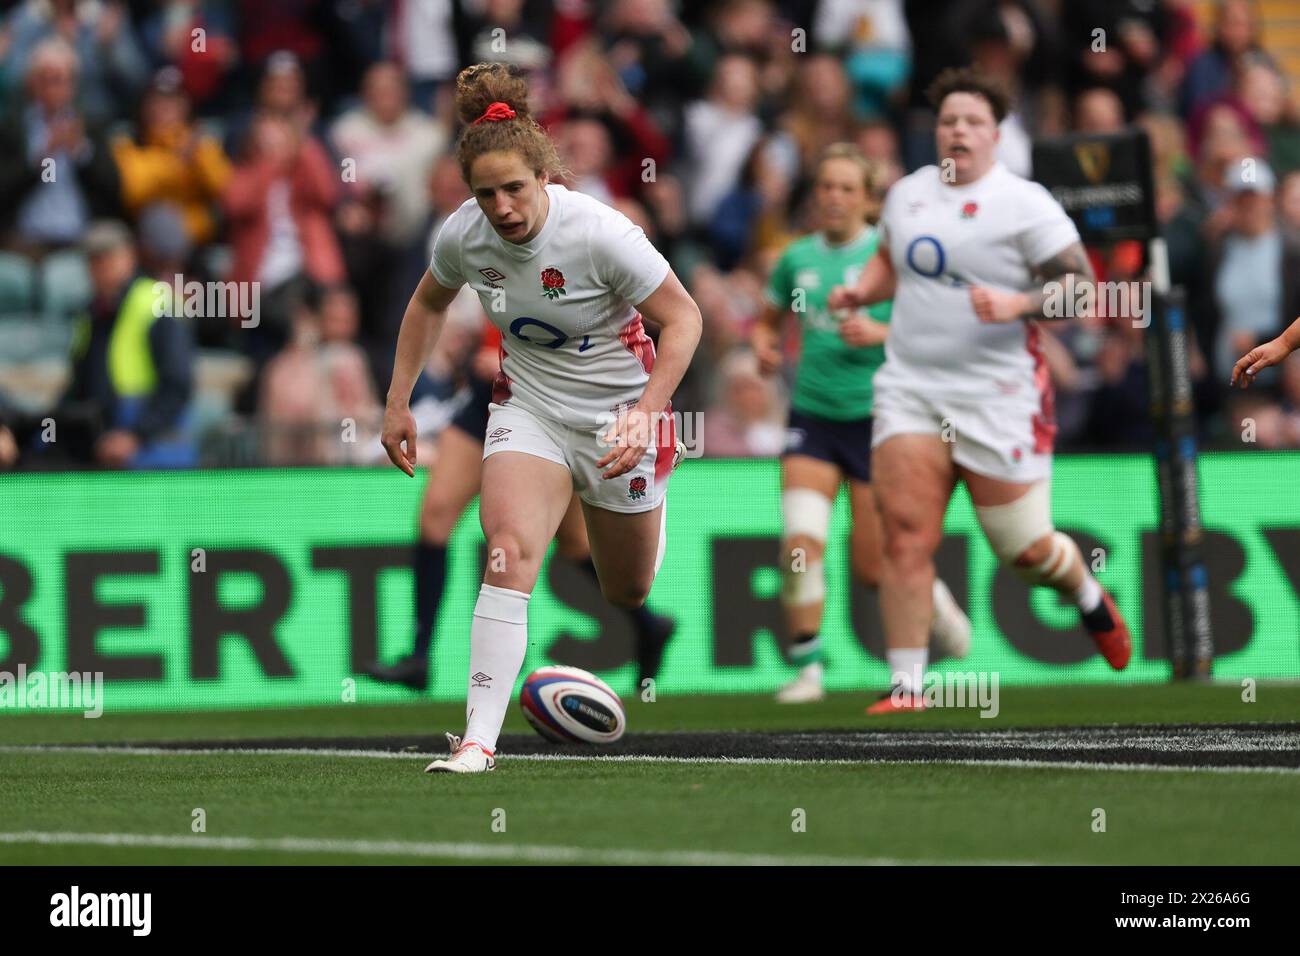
[{"xmin": 1, "ymin": 685, "xmax": 1297, "ymax": 865}]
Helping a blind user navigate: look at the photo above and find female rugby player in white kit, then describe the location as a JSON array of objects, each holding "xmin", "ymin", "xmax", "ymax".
[
  {"xmin": 829, "ymin": 69, "xmax": 1131, "ymax": 709},
  {"xmin": 382, "ymin": 64, "xmax": 701, "ymax": 771}
]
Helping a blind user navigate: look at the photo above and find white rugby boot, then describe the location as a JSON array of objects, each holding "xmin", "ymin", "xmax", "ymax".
[
  {"xmin": 929, "ymin": 578, "xmax": 971, "ymax": 660},
  {"xmin": 424, "ymin": 732, "xmax": 496, "ymax": 774},
  {"xmin": 775, "ymin": 666, "xmax": 826, "ymax": 704}
]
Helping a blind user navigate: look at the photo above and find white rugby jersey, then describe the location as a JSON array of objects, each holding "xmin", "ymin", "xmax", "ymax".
[
  {"xmin": 429, "ymin": 184, "xmax": 670, "ymax": 430},
  {"xmin": 875, "ymin": 161, "xmax": 1079, "ymax": 400}
]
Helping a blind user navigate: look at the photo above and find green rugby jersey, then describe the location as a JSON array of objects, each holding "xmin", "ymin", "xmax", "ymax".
[{"xmin": 764, "ymin": 226, "xmax": 891, "ymax": 421}]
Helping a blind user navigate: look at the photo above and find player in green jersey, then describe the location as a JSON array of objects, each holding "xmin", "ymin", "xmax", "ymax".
[{"xmin": 752, "ymin": 143, "xmax": 970, "ymax": 706}]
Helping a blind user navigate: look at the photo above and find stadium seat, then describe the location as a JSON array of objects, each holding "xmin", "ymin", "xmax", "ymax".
[
  {"xmin": 39, "ymin": 250, "xmax": 93, "ymax": 319},
  {"xmin": 0, "ymin": 253, "xmax": 36, "ymax": 315}
]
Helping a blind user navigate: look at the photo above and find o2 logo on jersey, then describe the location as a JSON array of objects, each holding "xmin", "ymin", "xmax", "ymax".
[
  {"xmin": 904, "ymin": 235, "xmax": 968, "ymax": 288},
  {"xmin": 508, "ymin": 316, "xmax": 594, "ymax": 353},
  {"xmin": 905, "ymin": 236, "xmax": 946, "ymax": 277},
  {"xmin": 509, "ymin": 316, "xmax": 567, "ymax": 349}
]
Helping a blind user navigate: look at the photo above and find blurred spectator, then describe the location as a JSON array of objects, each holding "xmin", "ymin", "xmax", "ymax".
[
  {"xmin": 1074, "ymin": 87, "xmax": 1127, "ymax": 133},
  {"xmin": 112, "ymin": 66, "xmax": 232, "ymax": 247},
  {"xmin": 137, "ymin": 0, "xmax": 238, "ymax": 114},
  {"xmin": 710, "ymin": 137, "xmax": 794, "ymax": 270},
  {"xmin": 1209, "ymin": 160, "xmax": 1300, "ymax": 384},
  {"xmin": 683, "ymin": 52, "xmax": 763, "ymax": 227},
  {"xmin": 55, "ymin": 220, "xmax": 195, "ymax": 468},
  {"xmin": 556, "ymin": 117, "xmax": 617, "ymax": 205},
  {"xmin": 224, "ymin": 50, "xmax": 320, "ymax": 159},
  {"xmin": 854, "ymin": 119, "xmax": 904, "ymax": 188},
  {"xmin": 600, "ymin": 0, "xmax": 698, "ymax": 130},
  {"xmin": 388, "ymin": 0, "xmax": 459, "ymax": 113},
  {"xmin": 222, "ymin": 112, "xmax": 343, "ymax": 369},
  {"xmin": 1237, "ymin": 57, "xmax": 1300, "ymax": 177},
  {"xmin": 814, "ymin": 0, "xmax": 911, "ymax": 119},
  {"xmin": 1, "ymin": 0, "xmax": 148, "ymax": 124},
  {"xmin": 1280, "ymin": 170, "xmax": 1300, "ymax": 237},
  {"xmin": 781, "ymin": 54, "xmax": 858, "ymax": 176},
  {"xmin": 543, "ymin": 40, "xmax": 673, "ymax": 201},
  {"xmin": 258, "ymin": 283, "xmax": 379, "ymax": 465},
  {"xmin": 1062, "ymin": 0, "xmax": 1163, "ymax": 121},
  {"xmin": 1181, "ymin": 0, "xmax": 1274, "ymax": 117},
  {"xmin": 459, "ymin": 0, "xmax": 553, "ymax": 73},
  {"xmin": 0, "ymin": 37, "xmax": 122, "ymax": 253},
  {"xmin": 701, "ymin": 347, "xmax": 785, "ymax": 457},
  {"xmin": 330, "ymin": 61, "xmax": 447, "ymax": 248}
]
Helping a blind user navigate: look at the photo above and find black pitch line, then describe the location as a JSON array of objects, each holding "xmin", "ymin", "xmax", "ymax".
[{"xmin": 49, "ymin": 723, "xmax": 1300, "ymax": 769}]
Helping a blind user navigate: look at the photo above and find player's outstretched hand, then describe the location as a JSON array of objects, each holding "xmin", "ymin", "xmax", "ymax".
[
  {"xmin": 970, "ymin": 286, "xmax": 1028, "ymax": 324},
  {"xmin": 598, "ymin": 405, "xmax": 654, "ymax": 479},
  {"xmin": 1232, "ymin": 338, "xmax": 1292, "ymax": 388},
  {"xmin": 381, "ymin": 403, "xmax": 418, "ymax": 477}
]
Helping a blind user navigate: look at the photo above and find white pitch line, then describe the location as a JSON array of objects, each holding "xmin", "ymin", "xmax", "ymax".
[
  {"xmin": 0, "ymin": 831, "xmax": 1020, "ymax": 866},
  {"xmin": 2, "ymin": 744, "xmax": 1297, "ymax": 775}
]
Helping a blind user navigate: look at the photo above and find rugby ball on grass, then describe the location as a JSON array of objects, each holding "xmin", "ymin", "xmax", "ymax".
[{"xmin": 519, "ymin": 665, "xmax": 625, "ymax": 744}]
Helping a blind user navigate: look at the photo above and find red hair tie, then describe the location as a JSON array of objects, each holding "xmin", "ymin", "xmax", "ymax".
[{"xmin": 473, "ymin": 101, "xmax": 517, "ymax": 125}]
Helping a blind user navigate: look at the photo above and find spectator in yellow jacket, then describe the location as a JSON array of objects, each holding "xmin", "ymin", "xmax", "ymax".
[{"xmin": 112, "ymin": 66, "xmax": 231, "ymax": 247}]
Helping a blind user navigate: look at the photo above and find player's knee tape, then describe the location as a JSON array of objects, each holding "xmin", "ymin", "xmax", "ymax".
[
  {"xmin": 1011, "ymin": 531, "xmax": 1082, "ymax": 587},
  {"xmin": 781, "ymin": 559, "xmax": 825, "ymax": 607},
  {"xmin": 974, "ymin": 480, "xmax": 1054, "ymax": 565},
  {"xmin": 782, "ymin": 488, "xmax": 832, "ymax": 543}
]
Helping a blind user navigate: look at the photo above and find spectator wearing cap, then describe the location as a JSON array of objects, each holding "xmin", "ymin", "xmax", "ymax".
[
  {"xmin": 55, "ymin": 221, "xmax": 195, "ymax": 468},
  {"xmin": 112, "ymin": 67, "xmax": 233, "ymax": 247},
  {"xmin": 0, "ymin": 37, "xmax": 122, "ymax": 253},
  {"xmin": 1, "ymin": 0, "xmax": 148, "ymax": 125},
  {"xmin": 1209, "ymin": 159, "xmax": 1300, "ymax": 384}
]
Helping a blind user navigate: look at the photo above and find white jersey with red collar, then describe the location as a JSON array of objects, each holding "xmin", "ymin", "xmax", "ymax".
[
  {"xmin": 875, "ymin": 161, "xmax": 1080, "ymax": 400},
  {"xmin": 428, "ymin": 183, "xmax": 670, "ymax": 432}
]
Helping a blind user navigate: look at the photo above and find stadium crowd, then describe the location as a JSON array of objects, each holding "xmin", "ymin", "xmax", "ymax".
[{"xmin": 1, "ymin": 0, "xmax": 1299, "ymax": 469}]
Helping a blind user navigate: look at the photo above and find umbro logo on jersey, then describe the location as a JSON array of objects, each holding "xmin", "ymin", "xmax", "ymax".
[
  {"xmin": 479, "ymin": 267, "xmax": 506, "ymax": 282},
  {"xmin": 488, "ymin": 427, "xmax": 511, "ymax": 438}
]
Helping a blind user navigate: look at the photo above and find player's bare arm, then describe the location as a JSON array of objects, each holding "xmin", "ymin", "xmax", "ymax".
[
  {"xmin": 382, "ymin": 270, "xmax": 462, "ymax": 476},
  {"xmin": 828, "ymin": 243, "xmax": 896, "ymax": 312},
  {"xmin": 970, "ymin": 240, "xmax": 1095, "ymax": 324},
  {"xmin": 597, "ymin": 269, "xmax": 702, "ymax": 479},
  {"xmin": 1232, "ymin": 316, "xmax": 1300, "ymax": 387},
  {"xmin": 752, "ymin": 302, "xmax": 786, "ymax": 376}
]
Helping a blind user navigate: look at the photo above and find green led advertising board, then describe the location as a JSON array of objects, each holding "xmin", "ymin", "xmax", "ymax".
[{"xmin": 0, "ymin": 454, "xmax": 1297, "ymax": 712}]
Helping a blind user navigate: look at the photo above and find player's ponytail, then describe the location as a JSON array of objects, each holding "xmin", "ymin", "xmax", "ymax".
[{"xmin": 454, "ymin": 63, "xmax": 564, "ymax": 183}]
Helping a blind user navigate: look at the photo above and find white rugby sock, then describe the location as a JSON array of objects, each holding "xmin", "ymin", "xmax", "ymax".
[
  {"xmin": 887, "ymin": 647, "xmax": 928, "ymax": 694},
  {"xmin": 1074, "ymin": 574, "xmax": 1103, "ymax": 613},
  {"xmin": 463, "ymin": 583, "xmax": 530, "ymax": 754}
]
